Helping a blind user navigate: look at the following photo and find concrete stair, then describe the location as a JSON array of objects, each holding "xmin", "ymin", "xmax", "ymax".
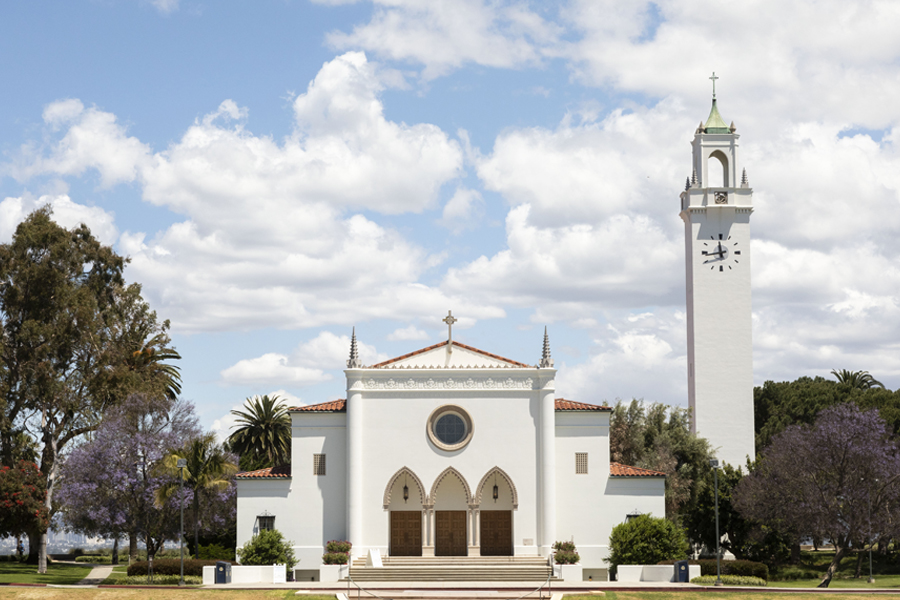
[{"xmin": 347, "ymin": 556, "xmax": 557, "ymax": 582}]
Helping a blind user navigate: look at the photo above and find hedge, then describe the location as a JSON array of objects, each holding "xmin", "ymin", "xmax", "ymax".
[
  {"xmin": 691, "ymin": 574, "xmax": 767, "ymax": 586},
  {"xmin": 659, "ymin": 559, "xmax": 768, "ymax": 581},
  {"xmin": 127, "ymin": 559, "xmax": 219, "ymax": 577},
  {"xmin": 126, "ymin": 575, "xmax": 203, "ymax": 585},
  {"xmin": 75, "ymin": 555, "xmax": 113, "ymax": 563}
]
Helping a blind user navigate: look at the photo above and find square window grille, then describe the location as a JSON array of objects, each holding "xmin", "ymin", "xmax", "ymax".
[
  {"xmin": 313, "ymin": 453, "xmax": 326, "ymax": 476},
  {"xmin": 258, "ymin": 516, "xmax": 275, "ymax": 531},
  {"xmin": 575, "ymin": 452, "xmax": 588, "ymax": 474}
]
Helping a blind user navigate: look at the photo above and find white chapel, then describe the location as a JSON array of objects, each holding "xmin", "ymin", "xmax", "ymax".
[
  {"xmin": 236, "ymin": 326, "xmax": 665, "ymax": 579},
  {"xmin": 235, "ymin": 87, "xmax": 757, "ymax": 579}
]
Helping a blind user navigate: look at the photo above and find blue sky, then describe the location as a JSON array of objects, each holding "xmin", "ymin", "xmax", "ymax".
[{"xmin": 2, "ymin": 0, "xmax": 900, "ymax": 437}]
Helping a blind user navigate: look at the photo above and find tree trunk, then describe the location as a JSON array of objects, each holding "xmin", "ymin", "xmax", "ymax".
[
  {"xmin": 26, "ymin": 530, "xmax": 39, "ymax": 564},
  {"xmin": 129, "ymin": 533, "xmax": 138, "ymax": 564},
  {"xmin": 111, "ymin": 538, "xmax": 119, "ymax": 566},
  {"xmin": 193, "ymin": 489, "xmax": 200, "ymax": 559},
  {"xmin": 854, "ymin": 549, "xmax": 863, "ymax": 578},
  {"xmin": 818, "ymin": 544, "xmax": 848, "ymax": 588},
  {"xmin": 38, "ymin": 406, "xmax": 61, "ymax": 575},
  {"xmin": 790, "ymin": 541, "xmax": 801, "ymax": 564}
]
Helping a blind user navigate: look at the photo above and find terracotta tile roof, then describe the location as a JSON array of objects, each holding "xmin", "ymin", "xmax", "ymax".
[
  {"xmin": 235, "ymin": 464, "xmax": 292, "ymax": 479},
  {"xmin": 555, "ymin": 398, "xmax": 612, "ymax": 411},
  {"xmin": 609, "ymin": 462, "xmax": 666, "ymax": 477},
  {"xmin": 370, "ymin": 340, "xmax": 531, "ymax": 369},
  {"xmin": 289, "ymin": 399, "xmax": 346, "ymax": 412}
]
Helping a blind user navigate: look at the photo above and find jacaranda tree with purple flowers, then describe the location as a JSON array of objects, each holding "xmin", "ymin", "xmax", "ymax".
[
  {"xmin": 57, "ymin": 394, "xmax": 200, "ymax": 562},
  {"xmin": 734, "ymin": 403, "xmax": 900, "ymax": 587}
]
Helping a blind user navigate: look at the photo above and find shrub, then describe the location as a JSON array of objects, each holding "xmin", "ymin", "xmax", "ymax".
[
  {"xmin": 691, "ymin": 574, "xmax": 766, "ymax": 586},
  {"xmin": 322, "ymin": 552, "xmax": 350, "ymax": 564},
  {"xmin": 236, "ymin": 529, "xmax": 297, "ymax": 571},
  {"xmin": 657, "ymin": 558, "xmax": 769, "ymax": 581},
  {"xmin": 552, "ymin": 541, "xmax": 576, "ymax": 552},
  {"xmin": 75, "ymin": 555, "xmax": 112, "ymax": 563},
  {"xmin": 608, "ymin": 514, "xmax": 689, "ymax": 577},
  {"xmin": 552, "ymin": 541, "xmax": 579, "ymax": 564},
  {"xmin": 198, "ymin": 543, "xmax": 235, "ymax": 561},
  {"xmin": 127, "ymin": 558, "xmax": 218, "ymax": 577},
  {"xmin": 68, "ymin": 548, "xmax": 85, "ymax": 557},
  {"xmin": 126, "ymin": 575, "xmax": 202, "ymax": 585},
  {"xmin": 326, "ymin": 540, "xmax": 352, "ymax": 553}
]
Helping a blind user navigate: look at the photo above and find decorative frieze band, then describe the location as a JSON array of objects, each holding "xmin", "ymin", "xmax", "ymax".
[{"xmin": 359, "ymin": 376, "xmax": 535, "ymax": 391}]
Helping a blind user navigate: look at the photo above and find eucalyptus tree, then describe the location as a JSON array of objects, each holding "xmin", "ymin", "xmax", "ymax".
[
  {"xmin": 0, "ymin": 208, "xmax": 178, "ymax": 571},
  {"xmin": 227, "ymin": 394, "xmax": 291, "ymax": 470}
]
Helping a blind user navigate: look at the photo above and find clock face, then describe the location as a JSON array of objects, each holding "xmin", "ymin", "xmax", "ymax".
[{"xmin": 700, "ymin": 233, "xmax": 742, "ymax": 272}]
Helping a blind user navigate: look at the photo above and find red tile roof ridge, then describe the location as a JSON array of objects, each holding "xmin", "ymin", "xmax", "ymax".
[
  {"xmin": 369, "ymin": 340, "xmax": 531, "ymax": 369},
  {"xmin": 235, "ymin": 464, "xmax": 292, "ymax": 479},
  {"xmin": 289, "ymin": 399, "xmax": 347, "ymax": 412},
  {"xmin": 555, "ymin": 398, "xmax": 612, "ymax": 411},
  {"xmin": 609, "ymin": 462, "xmax": 666, "ymax": 477}
]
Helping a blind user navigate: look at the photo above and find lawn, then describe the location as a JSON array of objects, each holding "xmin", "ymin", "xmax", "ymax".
[
  {"xmin": 101, "ymin": 565, "xmax": 129, "ymax": 585},
  {"xmin": 0, "ymin": 591, "xmax": 335, "ymax": 600},
  {"xmin": 0, "ymin": 561, "xmax": 92, "ymax": 585},
  {"xmin": 768, "ymin": 549, "xmax": 900, "ymax": 588},
  {"xmin": 564, "ymin": 594, "xmax": 900, "ymax": 600},
  {"xmin": 772, "ymin": 574, "xmax": 900, "ymax": 588}
]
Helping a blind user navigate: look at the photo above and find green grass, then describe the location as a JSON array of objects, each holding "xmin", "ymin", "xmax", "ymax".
[
  {"xmin": 0, "ymin": 561, "xmax": 93, "ymax": 585},
  {"xmin": 100, "ymin": 565, "xmax": 128, "ymax": 585},
  {"xmin": 564, "ymin": 594, "xmax": 900, "ymax": 600},
  {"xmin": 768, "ymin": 549, "xmax": 900, "ymax": 587},
  {"xmin": 772, "ymin": 574, "xmax": 900, "ymax": 588}
]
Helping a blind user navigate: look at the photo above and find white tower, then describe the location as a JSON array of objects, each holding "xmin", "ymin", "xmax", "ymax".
[{"xmin": 680, "ymin": 79, "xmax": 755, "ymax": 468}]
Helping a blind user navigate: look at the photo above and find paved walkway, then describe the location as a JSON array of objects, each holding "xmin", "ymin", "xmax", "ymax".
[{"xmin": 76, "ymin": 564, "xmax": 115, "ymax": 586}]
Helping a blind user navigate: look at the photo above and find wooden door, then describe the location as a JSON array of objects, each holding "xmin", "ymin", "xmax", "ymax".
[
  {"xmin": 390, "ymin": 511, "xmax": 422, "ymax": 556},
  {"xmin": 480, "ymin": 510, "xmax": 513, "ymax": 556},
  {"xmin": 435, "ymin": 511, "xmax": 467, "ymax": 556}
]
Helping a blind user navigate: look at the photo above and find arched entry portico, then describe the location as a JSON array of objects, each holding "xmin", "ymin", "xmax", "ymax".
[
  {"xmin": 383, "ymin": 467, "xmax": 426, "ymax": 556},
  {"xmin": 475, "ymin": 467, "xmax": 517, "ymax": 556},
  {"xmin": 429, "ymin": 467, "xmax": 471, "ymax": 556}
]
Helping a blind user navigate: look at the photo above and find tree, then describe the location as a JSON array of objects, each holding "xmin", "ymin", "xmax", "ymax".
[
  {"xmin": 0, "ymin": 208, "xmax": 178, "ymax": 572},
  {"xmin": 155, "ymin": 433, "xmax": 238, "ymax": 557},
  {"xmin": 609, "ymin": 400, "xmax": 714, "ymax": 520},
  {"xmin": 831, "ymin": 369, "xmax": 884, "ymax": 390},
  {"xmin": 607, "ymin": 514, "xmax": 689, "ymax": 577},
  {"xmin": 226, "ymin": 395, "xmax": 291, "ymax": 471},
  {"xmin": 734, "ymin": 404, "xmax": 900, "ymax": 587},
  {"xmin": 754, "ymin": 376, "xmax": 900, "ymax": 451},
  {"xmin": 0, "ymin": 461, "xmax": 50, "ymax": 540},
  {"xmin": 56, "ymin": 395, "xmax": 200, "ymax": 563},
  {"xmin": 682, "ymin": 461, "xmax": 793, "ymax": 566}
]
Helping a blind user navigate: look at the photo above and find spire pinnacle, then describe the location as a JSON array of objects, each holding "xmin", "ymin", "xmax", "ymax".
[
  {"xmin": 539, "ymin": 326, "xmax": 554, "ymax": 368},
  {"xmin": 347, "ymin": 327, "xmax": 361, "ymax": 368},
  {"xmin": 685, "ymin": 176, "xmax": 690, "ymax": 191},
  {"xmin": 741, "ymin": 168, "xmax": 749, "ymax": 188}
]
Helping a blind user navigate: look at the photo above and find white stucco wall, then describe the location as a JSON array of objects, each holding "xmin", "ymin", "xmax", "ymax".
[
  {"xmin": 354, "ymin": 376, "xmax": 542, "ymax": 558},
  {"xmin": 235, "ymin": 479, "xmax": 291, "ymax": 549}
]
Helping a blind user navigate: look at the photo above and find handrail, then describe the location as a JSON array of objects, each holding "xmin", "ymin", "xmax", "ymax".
[
  {"xmin": 508, "ymin": 558, "xmax": 553, "ymax": 600},
  {"xmin": 347, "ymin": 572, "xmax": 393, "ymax": 600}
]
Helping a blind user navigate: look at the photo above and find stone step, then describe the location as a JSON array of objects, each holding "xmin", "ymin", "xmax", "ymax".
[{"xmin": 346, "ymin": 565, "xmax": 556, "ymax": 582}]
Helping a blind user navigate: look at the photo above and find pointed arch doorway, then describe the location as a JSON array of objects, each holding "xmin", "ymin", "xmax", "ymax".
[
  {"xmin": 431, "ymin": 468, "xmax": 471, "ymax": 556},
  {"xmin": 477, "ymin": 468, "xmax": 517, "ymax": 556},
  {"xmin": 384, "ymin": 468, "xmax": 425, "ymax": 556}
]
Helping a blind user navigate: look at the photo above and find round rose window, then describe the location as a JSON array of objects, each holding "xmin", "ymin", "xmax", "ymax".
[{"xmin": 427, "ymin": 405, "xmax": 473, "ymax": 451}]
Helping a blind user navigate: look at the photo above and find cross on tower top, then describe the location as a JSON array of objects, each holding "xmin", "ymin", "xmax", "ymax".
[
  {"xmin": 709, "ymin": 71, "xmax": 719, "ymax": 99},
  {"xmin": 442, "ymin": 311, "xmax": 458, "ymax": 348}
]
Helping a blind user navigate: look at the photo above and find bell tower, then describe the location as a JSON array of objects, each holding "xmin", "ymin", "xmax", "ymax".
[{"xmin": 680, "ymin": 75, "xmax": 755, "ymax": 468}]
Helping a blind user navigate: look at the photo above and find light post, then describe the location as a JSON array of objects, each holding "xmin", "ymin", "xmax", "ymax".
[
  {"xmin": 710, "ymin": 458, "xmax": 722, "ymax": 587},
  {"xmin": 177, "ymin": 457, "xmax": 187, "ymax": 587}
]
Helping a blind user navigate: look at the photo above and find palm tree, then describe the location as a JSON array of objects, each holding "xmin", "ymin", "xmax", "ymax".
[
  {"xmin": 227, "ymin": 395, "xmax": 291, "ymax": 469},
  {"xmin": 831, "ymin": 369, "xmax": 885, "ymax": 390},
  {"xmin": 125, "ymin": 333, "xmax": 182, "ymax": 400},
  {"xmin": 155, "ymin": 433, "xmax": 238, "ymax": 556}
]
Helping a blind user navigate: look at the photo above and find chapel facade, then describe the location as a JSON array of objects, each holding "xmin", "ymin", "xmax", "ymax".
[{"xmin": 236, "ymin": 328, "xmax": 665, "ymax": 579}]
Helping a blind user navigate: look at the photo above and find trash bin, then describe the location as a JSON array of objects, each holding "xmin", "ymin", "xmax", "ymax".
[
  {"xmin": 215, "ymin": 561, "xmax": 232, "ymax": 584},
  {"xmin": 674, "ymin": 560, "xmax": 690, "ymax": 583}
]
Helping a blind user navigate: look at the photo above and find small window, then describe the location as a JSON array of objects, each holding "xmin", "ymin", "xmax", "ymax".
[
  {"xmin": 258, "ymin": 516, "xmax": 275, "ymax": 531},
  {"xmin": 575, "ymin": 452, "xmax": 588, "ymax": 474},
  {"xmin": 313, "ymin": 453, "xmax": 326, "ymax": 476}
]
